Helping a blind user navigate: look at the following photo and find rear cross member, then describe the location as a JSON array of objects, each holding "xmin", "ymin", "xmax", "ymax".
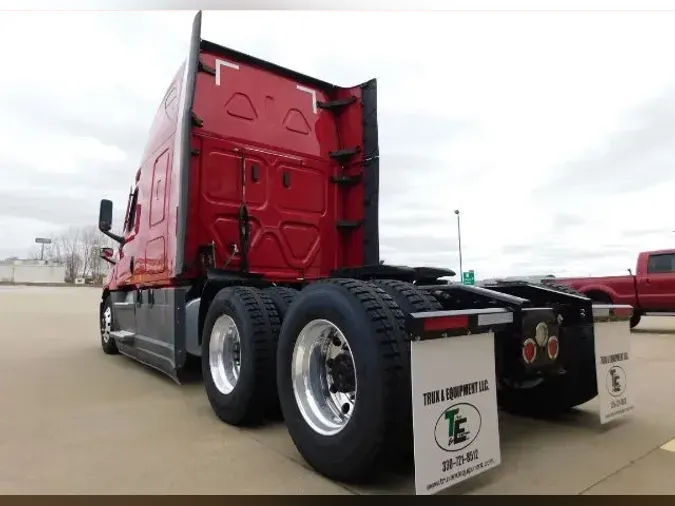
[{"xmin": 407, "ymin": 308, "xmax": 515, "ymax": 341}]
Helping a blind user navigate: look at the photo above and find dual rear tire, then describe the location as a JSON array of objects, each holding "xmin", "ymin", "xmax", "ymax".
[
  {"xmin": 201, "ymin": 279, "xmax": 439, "ymax": 482},
  {"xmin": 277, "ymin": 279, "xmax": 413, "ymax": 482},
  {"xmin": 201, "ymin": 286, "xmax": 282, "ymax": 426}
]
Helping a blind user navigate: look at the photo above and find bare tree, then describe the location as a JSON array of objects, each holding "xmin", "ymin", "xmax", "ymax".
[
  {"xmin": 18, "ymin": 224, "xmax": 117, "ymax": 284},
  {"xmin": 79, "ymin": 225, "xmax": 101, "ymax": 279},
  {"xmin": 55, "ymin": 226, "xmax": 83, "ymax": 283},
  {"xmin": 89, "ymin": 232, "xmax": 116, "ymax": 282}
]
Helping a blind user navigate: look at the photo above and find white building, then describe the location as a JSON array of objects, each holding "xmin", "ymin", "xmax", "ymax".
[{"xmin": 0, "ymin": 259, "xmax": 66, "ymax": 284}]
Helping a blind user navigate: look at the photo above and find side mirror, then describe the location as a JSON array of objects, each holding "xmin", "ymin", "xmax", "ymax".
[
  {"xmin": 627, "ymin": 268, "xmax": 633, "ymax": 276},
  {"xmin": 99, "ymin": 199, "xmax": 113, "ymax": 232},
  {"xmin": 98, "ymin": 198, "xmax": 124, "ymax": 245},
  {"xmin": 99, "ymin": 247, "xmax": 116, "ymax": 265}
]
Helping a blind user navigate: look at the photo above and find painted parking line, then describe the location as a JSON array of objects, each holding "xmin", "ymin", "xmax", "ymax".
[{"xmin": 660, "ymin": 438, "xmax": 675, "ymax": 452}]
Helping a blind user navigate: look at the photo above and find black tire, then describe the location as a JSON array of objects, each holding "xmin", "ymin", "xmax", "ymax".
[
  {"xmin": 585, "ymin": 291, "xmax": 613, "ymax": 304},
  {"xmin": 262, "ymin": 286, "xmax": 299, "ymax": 420},
  {"xmin": 201, "ymin": 286, "xmax": 281, "ymax": 426},
  {"xmin": 497, "ymin": 309, "xmax": 598, "ymax": 418},
  {"xmin": 367, "ymin": 280, "xmax": 442, "ymax": 465},
  {"xmin": 369, "ymin": 279, "xmax": 443, "ymax": 313},
  {"xmin": 276, "ymin": 278, "xmax": 410, "ymax": 483},
  {"xmin": 498, "ymin": 369, "xmax": 598, "ymax": 418},
  {"xmin": 366, "ymin": 281, "xmax": 442, "ymax": 372},
  {"xmin": 630, "ymin": 312, "xmax": 642, "ymax": 329},
  {"xmin": 263, "ymin": 286, "xmax": 299, "ymax": 321},
  {"xmin": 100, "ymin": 296, "xmax": 119, "ymax": 355}
]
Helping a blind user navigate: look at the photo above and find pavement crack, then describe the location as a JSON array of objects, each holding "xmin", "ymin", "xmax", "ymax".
[{"xmin": 577, "ymin": 446, "xmax": 663, "ymax": 495}]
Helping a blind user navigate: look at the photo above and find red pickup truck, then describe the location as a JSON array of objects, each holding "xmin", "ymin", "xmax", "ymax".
[{"xmin": 550, "ymin": 249, "xmax": 675, "ymax": 329}]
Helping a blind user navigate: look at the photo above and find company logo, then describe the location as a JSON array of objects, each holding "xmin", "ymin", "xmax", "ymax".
[
  {"xmin": 606, "ymin": 365, "xmax": 626, "ymax": 397},
  {"xmin": 434, "ymin": 402, "xmax": 482, "ymax": 452}
]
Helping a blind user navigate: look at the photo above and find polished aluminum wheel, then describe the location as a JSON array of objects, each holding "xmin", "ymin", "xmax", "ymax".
[
  {"xmin": 209, "ymin": 314, "xmax": 242, "ymax": 395},
  {"xmin": 292, "ymin": 319, "xmax": 357, "ymax": 436},
  {"xmin": 101, "ymin": 306, "xmax": 112, "ymax": 343}
]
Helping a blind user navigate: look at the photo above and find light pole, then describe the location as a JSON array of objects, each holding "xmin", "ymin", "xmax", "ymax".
[{"xmin": 454, "ymin": 209, "xmax": 463, "ymax": 281}]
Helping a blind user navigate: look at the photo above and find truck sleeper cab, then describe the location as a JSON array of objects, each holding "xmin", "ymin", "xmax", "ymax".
[{"xmin": 97, "ymin": 11, "xmax": 634, "ymax": 487}]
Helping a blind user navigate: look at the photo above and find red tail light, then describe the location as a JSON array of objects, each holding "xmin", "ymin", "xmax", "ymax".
[
  {"xmin": 422, "ymin": 315, "xmax": 469, "ymax": 332},
  {"xmin": 522, "ymin": 338, "xmax": 537, "ymax": 364},
  {"xmin": 547, "ymin": 336, "xmax": 559, "ymax": 360}
]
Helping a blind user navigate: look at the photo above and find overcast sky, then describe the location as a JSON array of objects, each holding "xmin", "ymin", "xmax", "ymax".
[{"xmin": 1, "ymin": 10, "xmax": 675, "ymax": 278}]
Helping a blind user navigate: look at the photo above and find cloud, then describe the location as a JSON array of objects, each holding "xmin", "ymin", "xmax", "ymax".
[
  {"xmin": 1, "ymin": 10, "xmax": 675, "ymax": 279},
  {"xmin": 539, "ymin": 87, "xmax": 675, "ymax": 199},
  {"xmin": 550, "ymin": 213, "xmax": 585, "ymax": 231}
]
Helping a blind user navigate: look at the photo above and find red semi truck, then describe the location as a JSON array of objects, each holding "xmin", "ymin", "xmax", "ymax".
[
  {"xmin": 96, "ymin": 11, "xmax": 634, "ymax": 492},
  {"xmin": 546, "ymin": 249, "xmax": 675, "ymax": 329}
]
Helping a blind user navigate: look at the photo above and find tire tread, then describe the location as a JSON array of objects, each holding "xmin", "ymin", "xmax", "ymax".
[
  {"xmin": 307, "ymin": 278, "xmax": 410, "ymax": 477},
  {"xmin": 203, "ymin": 286, "xmax": 281, "ymax": 425}
]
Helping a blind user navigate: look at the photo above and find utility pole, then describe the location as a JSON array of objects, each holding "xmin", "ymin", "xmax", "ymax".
[{"xmin": 454, "ymin": 209, "xmax": 463, "ymax": 280}]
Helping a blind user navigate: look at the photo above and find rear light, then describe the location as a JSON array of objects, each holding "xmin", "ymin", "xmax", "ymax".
[
  {"xmin": 534, "ymin": 322, "xmax": 549, "ymax": 346},
  {"xmin": 422, "ymin": 314, "xmax": 469, "ymax": 332},
  {"xmin": 522, "ymin": 338, "xmax": 537, "ymax": 364},
  {"xmin": 547, "ymin": 335, "xmax": 559, "ymax": 360},
  {"xmin": 406, "ymin": 307, "xmax": 514, "ymax": 342}
]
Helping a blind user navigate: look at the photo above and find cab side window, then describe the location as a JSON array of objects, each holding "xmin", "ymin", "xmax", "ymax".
[
  {"xmin": 647, "ymin": 253, "xmax": 675, "ymax": 274},
  {"xmin": 124, "ymin": 186, "xmax": 140, "ymax": 234}
]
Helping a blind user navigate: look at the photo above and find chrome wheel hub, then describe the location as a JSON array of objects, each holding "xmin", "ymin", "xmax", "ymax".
[
  {"xmin": 101, "ymin": 306, "xmax": 112, "ymax": 343},
  {"xmin": 291, "ymin": 319, "xmax": 357, "ymax": 436},
  {"xmin": 209, "ymin": 315, "xmax": 242, "ymax": 395}
]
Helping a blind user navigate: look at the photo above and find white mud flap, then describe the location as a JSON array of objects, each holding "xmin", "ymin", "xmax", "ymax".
[
  {"xmin": 407, "ymin": 308, "xmax": 513, "ymax": 495},
  {"xmin": 592, "ymin": 304, "xmax": 636, "ymax": 424}
]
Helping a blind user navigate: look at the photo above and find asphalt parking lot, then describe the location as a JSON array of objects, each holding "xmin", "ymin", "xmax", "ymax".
[{"xmin": 1, "ymin": 285, "xmax": 674, "ymax": 495}]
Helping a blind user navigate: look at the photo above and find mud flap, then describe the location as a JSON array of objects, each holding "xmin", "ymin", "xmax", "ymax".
[
  {"xmin": 592, "ymin": 304, "xmax": 636, "ymax": 424},
  {"xmin": 406, "ymin": 308, "xmax": 513, "ymax": 495}
]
